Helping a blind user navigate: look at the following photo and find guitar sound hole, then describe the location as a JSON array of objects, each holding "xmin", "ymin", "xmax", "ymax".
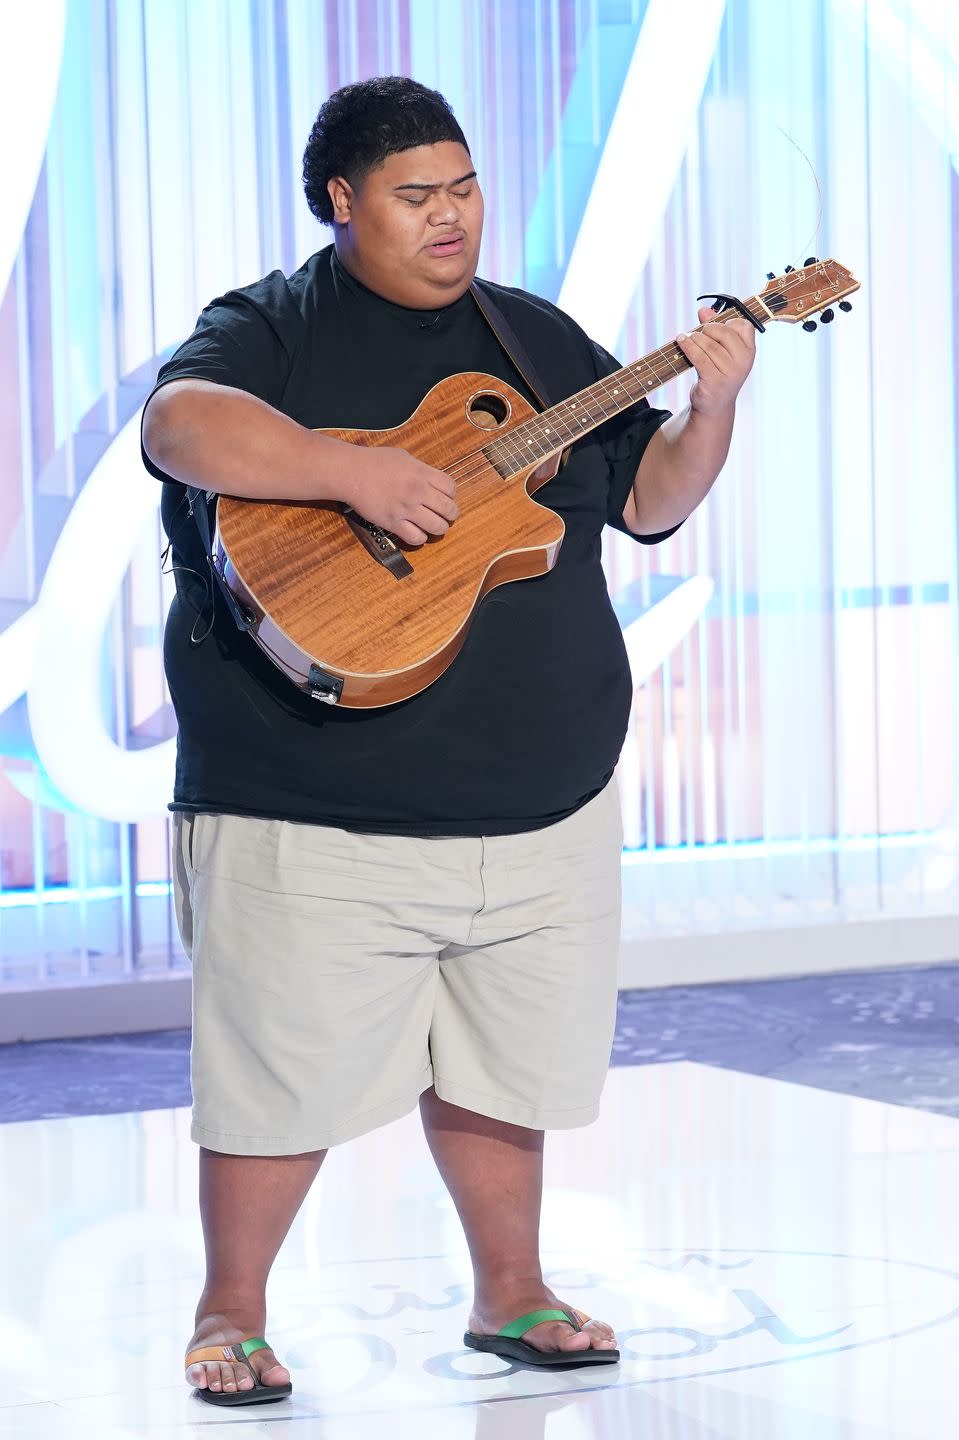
[{"xmin": 467, "ymin": 390, "xmax": 511, "ymax": 430}]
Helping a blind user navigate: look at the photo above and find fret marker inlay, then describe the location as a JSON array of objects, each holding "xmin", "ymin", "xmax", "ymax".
[{"xmin": 480, "ymin": 296, "xmax": 766, "ymax": 482}]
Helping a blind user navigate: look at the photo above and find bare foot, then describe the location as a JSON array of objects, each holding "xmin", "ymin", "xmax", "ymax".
[
  {"xmin": 184, "ymin": 1310, "xmax": 290, "ymax": 1396},
  {"xmin": 469, "ymin": 1283, "xmax": 617, "ymax": 1355}
]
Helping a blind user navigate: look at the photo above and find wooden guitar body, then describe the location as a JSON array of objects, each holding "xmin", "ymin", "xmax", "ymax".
[
  {"xmin": 212, "ymin": 258, "xmax": 861, "ymax": 709},
  {"xmin": 214, "ymin": 372, "xmax": 565, "ymax": 708}
]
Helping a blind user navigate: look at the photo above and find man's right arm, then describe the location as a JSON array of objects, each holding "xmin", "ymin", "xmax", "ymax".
[{"xmin": 142, "ymin": 379, "xmax": 458, "ymax": 545}]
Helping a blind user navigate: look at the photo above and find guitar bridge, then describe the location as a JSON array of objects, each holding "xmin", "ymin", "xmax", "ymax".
[{"xmin": 343, "ymin": 507, "xmax": 413, "ymax": 578}]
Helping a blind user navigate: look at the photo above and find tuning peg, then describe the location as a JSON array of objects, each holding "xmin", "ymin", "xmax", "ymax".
[
  {"xmin": 804, "ymin": 256, "xmax": 818, "ymax": 266},
  {"xmin": 802, "ymin": 319, "xmax": 818, "ymax": 332},
  {"xmin": 784, "ymin": 264, "xmax": 795, "ymax": 272},
  {"xmin": 839, "ymin": 300, "xmax": 852, "ymax": 312},
  {"xmin": 766, "ymin": 271, "xmax": 775, "ymax": 280},
  {"xmin": 820, "ymin": 308, "xmax": 835, "ymax": 323}
]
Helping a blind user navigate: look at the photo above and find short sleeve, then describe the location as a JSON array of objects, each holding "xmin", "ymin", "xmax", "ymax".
[
  {"xmin": 141, "ymin": 274, "xmax": 299, "ymax": 483},
  {"xmin": 589, "ymin": 339, "xmax": 679, "ymax": 545}
]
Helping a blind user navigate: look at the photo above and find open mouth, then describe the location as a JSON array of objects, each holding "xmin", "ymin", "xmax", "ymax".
[{"xmin": 427, "ymin": 236, "xmax": 465, "ymax": 256}]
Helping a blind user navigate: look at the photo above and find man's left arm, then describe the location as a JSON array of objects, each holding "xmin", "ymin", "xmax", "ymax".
[{"xmin": 621, "ymin": 308, "xmax": 757, "ymax": 536}]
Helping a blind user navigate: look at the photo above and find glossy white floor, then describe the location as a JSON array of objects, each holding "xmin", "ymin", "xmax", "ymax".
[{"xmin": 1, "ymin": 1062, "xmax": 956, "ymax": 1439}]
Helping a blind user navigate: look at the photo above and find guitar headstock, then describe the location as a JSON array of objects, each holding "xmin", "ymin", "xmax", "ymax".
[{"xmin": 760, "ymin": 258, "xmax": 860, "ymax": 329}]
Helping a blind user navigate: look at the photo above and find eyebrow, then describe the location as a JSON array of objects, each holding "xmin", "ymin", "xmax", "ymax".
[{"xmin": 393, "ymin": 170, "xmax": 477, "ymax": 193}]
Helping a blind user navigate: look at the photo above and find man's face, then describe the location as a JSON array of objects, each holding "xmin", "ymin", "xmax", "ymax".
[{"xmin": 328, "ymin": 142, "xmax": 484, "ymax": 309}]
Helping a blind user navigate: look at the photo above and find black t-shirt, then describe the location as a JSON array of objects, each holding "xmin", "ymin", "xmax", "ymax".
[{"xmin": 143, "ymin": 246, "xmax": 675, "ymax": 835}]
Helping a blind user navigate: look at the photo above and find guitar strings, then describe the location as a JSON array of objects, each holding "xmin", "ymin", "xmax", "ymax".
[
  {"xmin": 440, "ymin": 318, "xmax": 725, "ymax": 484},
  {"xmin": 439, "ymin": 265, "xmax": 847, "ymax": 485},
  {"xmin": 775, "ymin": 125, "xmax": 825, "ymax": 275}
]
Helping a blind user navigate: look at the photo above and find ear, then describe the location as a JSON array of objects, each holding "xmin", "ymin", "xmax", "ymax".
[{"xmin": 327, "ymin": 176, "xmax": 353, "ymax": 225}]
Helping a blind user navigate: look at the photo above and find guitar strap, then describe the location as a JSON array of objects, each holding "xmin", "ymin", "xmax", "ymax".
[
  {"xmin": 469, "ymin": 280, "xmax": 556, "ymax": 409},
  {"xmin": 187, "ymin": 280, "xmax": 557, "ymax": 636},
  {"xmin": 184, "ymin": 483, "xmax": 254, "ymax": 633}
]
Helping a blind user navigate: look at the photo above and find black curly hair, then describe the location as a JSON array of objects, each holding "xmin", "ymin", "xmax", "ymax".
[{"xmin": 302, "ymin": 76, "xmax": 470, "ymax": 225}]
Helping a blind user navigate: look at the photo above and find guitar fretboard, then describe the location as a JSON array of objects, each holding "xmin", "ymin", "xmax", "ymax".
[{"xmin": 483, "ymin": 295, "xmax": 767, "ymax": 478}]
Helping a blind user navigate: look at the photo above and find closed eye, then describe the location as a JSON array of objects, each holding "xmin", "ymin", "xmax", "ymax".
[{"xmin": 402, "ymin": 187, "xmax": 474, "ymax": 207}]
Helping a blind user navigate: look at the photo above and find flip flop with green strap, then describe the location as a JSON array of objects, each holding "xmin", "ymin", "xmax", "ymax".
[
  {"xmin": 184, "ymin": 1336, "xmax": 292, "ymax": 1407},
  {"xmin": 464, "ymin": 1307, "xmax": 620, "ymax": 1368}
]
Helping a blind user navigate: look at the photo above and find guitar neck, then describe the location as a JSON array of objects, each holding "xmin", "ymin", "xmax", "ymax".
[{"xmin": 483, "ymin": 295, "xmax": 767, "ymax": 479}]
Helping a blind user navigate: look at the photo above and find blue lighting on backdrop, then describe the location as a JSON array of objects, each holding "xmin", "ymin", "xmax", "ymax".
[{"xmin": 0, "ymin": 0, "xmax": 956, "ymax": 975}]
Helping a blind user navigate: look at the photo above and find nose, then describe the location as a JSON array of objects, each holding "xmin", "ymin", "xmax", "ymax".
[{"xmin": 428, "ymin": 193, "xmax": 460, "ymax": 227}]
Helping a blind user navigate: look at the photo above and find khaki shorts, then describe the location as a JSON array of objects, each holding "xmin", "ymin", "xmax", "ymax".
[{"xmin": 172, "ymin": 781, "xmax": 623, "ymax": 1155}]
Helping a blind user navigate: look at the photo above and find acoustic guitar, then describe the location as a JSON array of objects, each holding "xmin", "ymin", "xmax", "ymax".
[{"xmin": 214, "ymin": 259, "xmax": 859, "ymax": 708}]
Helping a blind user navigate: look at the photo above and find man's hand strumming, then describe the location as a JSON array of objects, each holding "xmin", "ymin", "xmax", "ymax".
[{"xmin": 345, "ymin": 448, "xmax": 459, "ymax": 546}]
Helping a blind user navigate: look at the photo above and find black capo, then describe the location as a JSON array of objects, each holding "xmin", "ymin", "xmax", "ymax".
[{"xmin": 695, "ymin": 292, "xmax": 765, "ymax": 334}]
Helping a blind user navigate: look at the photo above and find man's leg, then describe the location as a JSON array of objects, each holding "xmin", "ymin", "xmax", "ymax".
[
  {"xmin": 178, "ymin": 811, "xmax": 449, "ymax": 1393},
  {"xmin": 418, "ymin": 1088, "xmax": 616, "ymax": 1354},
  {"xmin": 186, "ymin": 1147, "xmax": 327, "ymax": 1394}
]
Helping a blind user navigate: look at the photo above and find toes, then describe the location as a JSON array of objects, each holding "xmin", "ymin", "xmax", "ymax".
[
  {"xmin": 575, "ymin": 1311, "xmax": 615, "ymax": 1340},
  {"xmin": 583, "ymin": 1319, "xmax": 617, "ymax": 1345},
  {"xmin": 224, "ymin": 1361, "xmax": 253, "ymax": 1391},
  {"xmin": 184, "ymin": 1337, "xmax": 291, "ymax": 1395},
  {"xmin": 562, "ymin": 1312, "xmax": 617, "ymax": 1351},
  {"xmin": 249, "ymin": 1348, "xmax": 290, "ymax": 1387},
  {"xmin": 518, "ymin": 1309, "xmax": 618, "ymax": 1353},
  {"xmin": 557, "ymin": 1327, "xmax": 591, "ymax": 1350},
  {"xmin": 524, "ymin": 1322, "xmax": 590, "ymax": 1352},
  {"xmin": 259, "ymin": 1360, "xmax": 291, "ymax": 1387}
]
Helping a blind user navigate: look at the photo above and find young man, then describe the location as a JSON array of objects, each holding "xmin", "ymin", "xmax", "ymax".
[{"xmin": 142, "ymin": 76, "xmax": 755, "ymax": 1405}]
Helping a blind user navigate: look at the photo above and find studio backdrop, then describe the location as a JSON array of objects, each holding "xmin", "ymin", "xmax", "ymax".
[{"xmin": 1, "ymin": 0, "xmax": 956, "ymax": 997}]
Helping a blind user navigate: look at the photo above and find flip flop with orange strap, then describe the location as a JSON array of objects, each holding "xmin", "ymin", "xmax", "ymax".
[
  {"xmin": 184, "ymin": 1336, "xmax": 292, "ymax": 1407},
  {"xmin": 464, "ymin": 1306, "xmax": 620, "ymax": 1368}
]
